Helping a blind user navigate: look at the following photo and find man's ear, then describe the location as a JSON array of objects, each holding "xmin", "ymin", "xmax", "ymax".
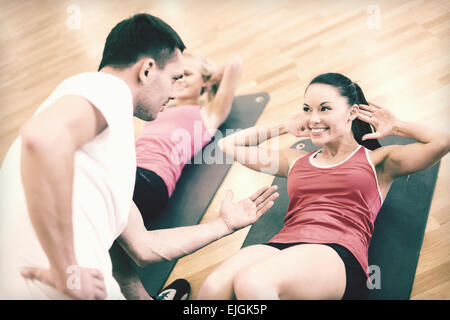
[
  {"xmin": 138, "ymin": 58, "xmax": 156, "ymax": 83},
  {"xmin": 349, "ymin": 104, "xmax": 359, "ymax": 121}
]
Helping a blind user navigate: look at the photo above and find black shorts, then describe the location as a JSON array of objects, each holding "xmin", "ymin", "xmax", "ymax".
[
  {"xmin": 133, "ymin": 167, "xmax": 169, "ymax": 229},
  {"xmin": 263, "ymin": 242, "xmax": 367, "ymax": 300}
]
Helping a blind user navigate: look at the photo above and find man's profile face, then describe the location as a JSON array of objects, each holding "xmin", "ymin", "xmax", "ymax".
[{"xmin": 135, "ymin": 49, "xmax": 183, "ymax": 121}]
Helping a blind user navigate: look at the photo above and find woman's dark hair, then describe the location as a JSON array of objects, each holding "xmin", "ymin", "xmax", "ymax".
[
  {"xmin": 307, "ymin": 73, "xmax": 381, "ymax": 150},
  {"xmin": 98, "ymin": 13, "xmax": 186, "ymax": 71}
]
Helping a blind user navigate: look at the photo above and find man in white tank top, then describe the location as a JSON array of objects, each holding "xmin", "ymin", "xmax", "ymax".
[
  {"xmin": 0, "ymin": 13, "xmax": 279, "ymax": 300},
  {"xmin": 0, "ymin": 13, "xmax": 186, "ymax": 300}
]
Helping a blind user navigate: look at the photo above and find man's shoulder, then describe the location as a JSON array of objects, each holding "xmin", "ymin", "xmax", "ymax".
[
  {"xmin": 57, "ymin": 72, "xmax": 132, "ymax": 107},
  {"xmin": 45, "ymin": 72, "xmax": 133, "ymax": 129},
  {"xmin": 62, "ymin": 72, "xmax": 128, "ymax": 89}
]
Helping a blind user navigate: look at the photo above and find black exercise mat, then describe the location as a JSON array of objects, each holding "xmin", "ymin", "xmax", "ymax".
[
  {"xmin": 242, "ymin": 136, "xmax": 440, "ymax": 300},
  {"xmin": 136, "ymin": 93, "xmax": 270, "ymax": 295}
]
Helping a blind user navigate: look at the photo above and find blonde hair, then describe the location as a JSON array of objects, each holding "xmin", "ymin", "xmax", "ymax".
[{"xmin": 183, "ymin": 51, "xmax": 219, "ymax": 103}]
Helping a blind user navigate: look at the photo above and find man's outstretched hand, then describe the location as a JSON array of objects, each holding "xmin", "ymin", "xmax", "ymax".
[{"xmin": 220, "ymin": 185, "xmax": 279, "ymax": 232}]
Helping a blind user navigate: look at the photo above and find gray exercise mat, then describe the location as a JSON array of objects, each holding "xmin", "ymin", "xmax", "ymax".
[
  {"xmin": 242, "ymin": 136, "xmax": 440, "ymax": 300},
  {"xmin": 136, "ymin": 93, "xmax": 270, "ymax": 295}
]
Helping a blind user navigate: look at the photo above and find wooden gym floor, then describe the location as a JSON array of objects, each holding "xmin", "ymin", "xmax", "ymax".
[{"xmin": 0, "ymin": 0, "xmax": 448, "ymax": 299}]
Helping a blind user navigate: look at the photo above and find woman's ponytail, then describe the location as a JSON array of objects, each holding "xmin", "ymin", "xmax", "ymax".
[{"xmin": 352, "ymin": 83, "xmax": 381, "ymax": 150}]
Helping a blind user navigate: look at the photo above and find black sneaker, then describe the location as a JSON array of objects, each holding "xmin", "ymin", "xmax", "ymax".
[{"xmin": 154, "ymin": 278, "xmax": 190, "ymax": 300}]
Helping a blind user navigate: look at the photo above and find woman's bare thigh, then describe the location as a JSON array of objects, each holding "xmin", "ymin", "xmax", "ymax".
[
  {"xmin": 198, "ymin": 244, "xmax": 279, "ymax": 299},
  {"xmin": 238, "ymin": 243, "xmax": 347, "ymax": 299}
]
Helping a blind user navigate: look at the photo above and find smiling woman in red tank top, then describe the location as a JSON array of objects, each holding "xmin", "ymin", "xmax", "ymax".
[{"xmin": 198, "ymin": 72, "xmax": 450, "ymax": 300}]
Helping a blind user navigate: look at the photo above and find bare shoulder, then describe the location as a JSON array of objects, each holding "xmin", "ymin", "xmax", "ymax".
[
  {"xmin": 22, "ymin": 94, "xmax": 107, "ymax": 150},
  {"xmin": 367, "ymin": 145, "xmax": 398, "ymax": 167},
  {"xmin": 284, "ymin": 147, "xmax": 308, "ymax": 160},
  {"xmin": 366, "ymin": 145, "xmax": 400, "ymax": 199},
  {"xmin": 282, "ymin": 147, "xmax": 308, "ymax": 170}
]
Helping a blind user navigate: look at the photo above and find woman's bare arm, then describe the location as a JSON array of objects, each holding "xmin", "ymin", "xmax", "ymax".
[
  {"xmin": 379, "ymin": 121, "xmax": 449, "ymax": 178},
  {"xmin": 358, "ymin": 101, "xmax": 450, "ymax": 179},
  {"xmin": 218, "ymin": 112, "xmax": 309, "ymax": 176},
  {"xmin": 201, "ymin": 56, "xmax": 243, "ymax": 132}
]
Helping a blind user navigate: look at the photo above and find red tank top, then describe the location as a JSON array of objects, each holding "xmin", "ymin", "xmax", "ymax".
[{"xmin": 269, "ymin": 145, "xmax": 382, "ymax": 277}]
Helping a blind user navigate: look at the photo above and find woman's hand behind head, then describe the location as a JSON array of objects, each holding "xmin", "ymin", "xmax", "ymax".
[{"xmin": 284, "ymin": 112, "xmax": 310, "ymax": 138}]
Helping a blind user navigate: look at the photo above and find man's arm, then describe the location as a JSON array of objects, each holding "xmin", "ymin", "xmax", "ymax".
[
  {"xmin": 117, "ymin": 202, "xmax": 230, "ymax": 267},
  {"xmin": 118, "ymin": 185, "xmax": 278, "ymax": 267},
  {"xmin": 20, "ymin": 95, "xmax": 108, "ymax": 299}
]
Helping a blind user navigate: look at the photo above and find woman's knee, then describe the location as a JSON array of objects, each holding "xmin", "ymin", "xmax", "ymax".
[
  {"xmin": 199, "ymin": 245, "xmax": 280, "ymax": 300},
  {"xmin": 233, "ymin": 265, "xmax": 279, "ymax": 300},
  {"xmin": 198, "ymin": 270, "xmax": 234, "ymax": 300}
]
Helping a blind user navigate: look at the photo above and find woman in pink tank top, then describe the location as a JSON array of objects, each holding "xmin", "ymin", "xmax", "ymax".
[
  {"xmin": 199, "ymin": 73, "xmax": 450, "ymax": 300},
  {"xmin": 111, "ymin": 52, "xmax": 251, "ymax": 300},
  {"xmin": 134, "ymin": 52, "xmax": 243, "ymax": 225}
]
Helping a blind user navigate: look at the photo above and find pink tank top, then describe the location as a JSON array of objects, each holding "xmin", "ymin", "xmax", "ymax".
[
  {"xmin": 135, "ymin": 106, "xmax": 213, "ymax": 197},
  {"xmin": 269, "ymin": 145, "xmax": 383, "ymax": 277}
]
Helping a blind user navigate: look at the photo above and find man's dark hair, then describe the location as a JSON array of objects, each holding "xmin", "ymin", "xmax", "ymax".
[{"xmin": 98, "ymin": 13, "xmax": 186, "ymax": 71}]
